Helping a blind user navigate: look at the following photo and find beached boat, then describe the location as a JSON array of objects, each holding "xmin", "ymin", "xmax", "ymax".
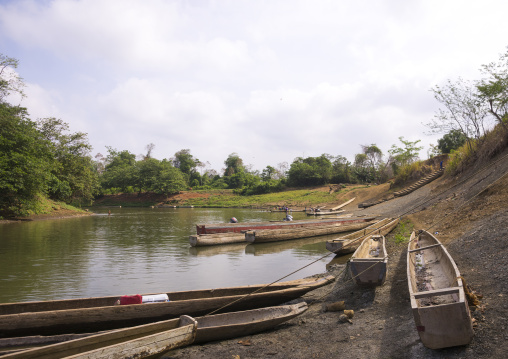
[
  {"xmin": 0, "ymin": 276, "xmax": 334, "ymax": 338},
  {"xmin": 196, "ymin": 217, "xmax": 375, "ymax": 235},
  {"xmin": 0, "ymin": 315, "xmax": 197, "ymax": 359},
  {"xmin": 189, "ymin": 232, "xmax": 246, "ymax": 247},
  {"xmin": 349, "ymin": 235, "xmax": 388, "ymax": 286},
  {"xmin": 407, "ymin": 230, "xmax": 473, "ymax": 349},
  {"xmin": 193, "ymin": 302, "xmax": 308, "ymax": 344},
  {"xmin": 306, "ymin": 210, "xmax": 345, "ymax": 216},
  {"xmin": 244, "ymin": 219, "xmax": 376, "ymax": 244},
  {"xmin": 325, "ymin": 218, "xmax": 399, "ymax": 255},
  {"xmin": 330, "ymin": 197, "xmax": 356, "ymax": 210}
]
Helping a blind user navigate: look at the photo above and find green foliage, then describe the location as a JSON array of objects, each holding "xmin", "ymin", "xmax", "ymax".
[
  {"xmin": 392, "ymin": 220, "xmax": 414, "ymax": 244},
  {"xmin": 224, "ymin": 153, "xmax": 244, "ymax": 176},
  {"xmin": 0, "ymin": 54, "xmax": 25, "ymax": 103},
  {"xmin": 388, "ymin": 136, "xmax": 423, "ymax": 175},
  {"xmin": 172, "ymin": 149, "xmax": 200, "ymax": 176},
  {"xmin": 437, "ymin": 129, "xmax": 467, "ymax": 154},
  {"xmin": 0, "ymin": 104, "xmax": 53, "ymax": 217},
  {"xmin": 287, "ymin": 154, "xmax": 333, "ymax": 186}
]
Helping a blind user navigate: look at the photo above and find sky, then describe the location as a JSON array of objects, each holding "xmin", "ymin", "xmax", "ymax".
[{"xmin": 1, "ymin": 0, "xmax": 507, "ymax": 174}]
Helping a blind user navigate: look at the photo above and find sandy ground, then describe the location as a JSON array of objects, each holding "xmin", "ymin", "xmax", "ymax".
[{"xmin": 160, "ymin": 149, "xmax": 508, "ymax": 359}]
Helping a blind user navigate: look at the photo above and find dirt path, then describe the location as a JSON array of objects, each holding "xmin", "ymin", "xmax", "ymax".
[{"xmin": 161, "ymin": 150, "xmax": 508, "ymax": 359}]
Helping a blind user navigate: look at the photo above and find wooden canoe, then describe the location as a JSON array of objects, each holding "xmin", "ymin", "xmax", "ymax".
[
  {"xmin": 330, "ymin": 197, "xmax": 355, "ymax": 211},
  {"xmin": 325, "ymin": 218, "xmax": 399, "ymax": 255},
  {"xmin": 306, "ymin": 210, "xmax": 345, "ymax": 216},
  {"xmin": 193, "ymin": 302, "xmax": 308, "ymax": 344},
  {"xmin": 407, "ymin": 230, "xmax": 473, "ymax": 349},
  {"xmin": 196, "ymin": 217, "xmax": 375, "ymax": 235},
  {"xmin": 189, "ymin": 232, "xmax": 246, "ymax": 247},
  {"xmin": 0, "ymin": 315, "xmax": 197, "ymax": 359},
  {"xmin": 244, "ymin": 219, "xmax": 376, "ymax": 244},
  {"xmin": 0, "ymin": 276, "xmax": 334, "ymax": 338},
  {"xmin": 349, "ymin": 235, "xmax": 388, "ymax": 286}
]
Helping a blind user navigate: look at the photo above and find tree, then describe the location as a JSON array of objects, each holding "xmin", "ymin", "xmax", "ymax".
[
  {"xmin": 224, "ymin": 153, "xmax": 244, "ymax": 176},
  {"xmin": 287, "ymin": 154, "xmax": 333, "ymax": 186},
  {"xmin": 331, "ymin": 155, "xmax": 353, "ymax": 183},
  {"xmin": 0, "ymin": 54, "xmax": 25, "ymax": 103},
  {"xmin": 172, "ymin": 149, "xmax": 200, "ymax": 178},
  {"xmin": 261, "ymin": 166, "xmax": 276, "ymax": 181},
  {"xmin": 153, "ymin": 160, "xmax": 187, "ymax": 197},
  {"xmin": 100, "ymin": 147, "xmax": 137, "ymax": 192},
  {"xmin": 388, "ymin": 137, "xmax": 423, "ymax": 174},
  {"xmin": 427, "ymin": 78, "xmax": 490, "ymax": 150},
  {"xmin": 477, "ymin": 47, "xmax": 508, "ymax": 132},
  {"xmin": 0, "ymin": 104, "xmax": 53, "ymax": 216},
  {"xmin": 437, "ymin": 130, "xmax": 467, "ymax": 154}
]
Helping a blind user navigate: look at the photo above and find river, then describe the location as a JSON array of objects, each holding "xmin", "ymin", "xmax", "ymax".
[{"xmin": 0, "ymin": 207, "xmax": 350, "ymax": 304}]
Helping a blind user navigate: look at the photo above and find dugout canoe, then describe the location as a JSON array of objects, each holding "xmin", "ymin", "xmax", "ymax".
[
  {"xmin": 244, "ymin": 219, "xmax": 376, "ymax": 244},
  {"xmin": 349, "ymin": 235, "xmax": 388, "ymax": 286},
  {"xmin": 330, "ymin": 197, "xmax": 356, "ymax": 211},
  {"xmin": 193, "ymin": 302, "xmax": 308, "ymax": 344},
  {"xmin": 0, "ymin": 276, "xmax": 334, "ymax": 338},
  {"xmin": 325, "ymin": 218, "xmax": 399, "ymax": 255},
  {"xmin": 407, "ymin": 230, "xmax": 473, "ymax": 349},
  {"xmin": 0, "ymin": 316, "xmax": 196, "ymax": 359},
  {"xmin": 189, "ymin": 232, "xmax": 246, "ymax": 247},
  {"xmin": 196, "ymin": 217, "xmax": 375, "ymax": 235},
  {"xmin": 306, "ymin": 210, "xmax": 345, "ymax": 216}
]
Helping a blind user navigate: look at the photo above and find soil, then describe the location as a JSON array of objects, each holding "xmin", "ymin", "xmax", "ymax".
[{"xmin": 159, "ymin": 149, "xmax": 508, "ymax": 359}]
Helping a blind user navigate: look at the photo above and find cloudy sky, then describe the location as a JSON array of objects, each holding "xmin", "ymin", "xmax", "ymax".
[{"xmin": 1, "ymin": 0, "xmax": 506, "ymax": 173}]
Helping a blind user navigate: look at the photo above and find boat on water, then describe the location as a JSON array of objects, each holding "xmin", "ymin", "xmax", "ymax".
[
  {"xmin": 0, "ymin": 276, "xmax": 334, "ymax": 338},
  {"xmin": 189, "ymin": 232, "xmax": 246, "ymax": 247},
  {"xmin": 0, "ymin": 316, "xmax": 197, "ymax": 359},
  {"xmin": 1, "ymin": 303, "xmax": 308, "ymax": 358},
  {"xmin": 349, "ymin": 235, "xmax": 388, "ymax": 286},
  {"xmin": 244, "ymin": 219, "xmax": 376, "ymax": 244},
  {"xmin": 196, "ymin": 217, "xmax": 375, "ymax": 235},
  {"xmin": 407, "ymin": 230, "xmax": 473, "ymax": 349},
  {"xmin": 325, "ymin": 218, "xmax": 399, "ymax": 255}
]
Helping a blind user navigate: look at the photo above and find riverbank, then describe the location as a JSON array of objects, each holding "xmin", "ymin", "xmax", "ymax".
[{"xmin": 161, "ymin": 149, "xmax": 508, "ymax": 359}]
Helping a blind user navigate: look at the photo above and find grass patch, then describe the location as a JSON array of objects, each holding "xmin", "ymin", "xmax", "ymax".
[{"xmin": 392, "ymin": 219, "xmax": 414, "ymax": 244}]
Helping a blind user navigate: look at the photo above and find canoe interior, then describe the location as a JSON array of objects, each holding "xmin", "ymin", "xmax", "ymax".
[
  {"xmin": 407, "ymin": 230, "xmax": 473, "ymax": 349},
  {"xmin": 0, "ymin": 316, "xmax": 196, "ymax": 359},
  {"xmin": 349, "ymin": 235, "xmax": 388, "ymax": 286}
]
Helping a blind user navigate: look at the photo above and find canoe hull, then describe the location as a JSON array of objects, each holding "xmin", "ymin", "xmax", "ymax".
[
  {"xmin": 349, "ymin": 235, "xmax": 388, "ymax": 286},
  {"xmin": 0, "ymin": 276, "xmax": 334, "ymax": 338},
  {"xmin": 407, "ymin": 230, "xmax": 473, "ymax": 349},
  {"xmin": 196, "ymin": 217, "xmax": 375, "ymax": 235},
  {"xmin": 1, "ymin": 316, "xmax": 197, "ymax": 359},
  {"xmin": 193, "ymin": 302, "xmax": 307, "ymax": 344}
]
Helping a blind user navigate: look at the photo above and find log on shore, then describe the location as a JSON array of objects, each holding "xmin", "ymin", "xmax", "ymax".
[
  {"xmin": 245, "ymin": 221, "xmax": 373, "ymax": 243},
  {"xmin": 189, "ymin": 232, "xmax": 246, "ymax": 247}
]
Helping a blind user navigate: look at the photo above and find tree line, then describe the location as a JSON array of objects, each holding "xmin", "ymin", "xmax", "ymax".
[{"xmin": 2, "ymin": 46, "xmax": 507, "ymax": 217}]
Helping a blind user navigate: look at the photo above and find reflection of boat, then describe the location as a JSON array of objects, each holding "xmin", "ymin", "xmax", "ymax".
[
  {"xmin": 196, "ymin": 217, "xmax": 376, "ymax": 235},
  {"xmin": 325, "ymin": 254, "xmax": 353, "ymax": 271},
  {"xmin": 189, "ymin": 233, "xmax": 246, "ymax": 247},
  {"xmin": 245, "ymin": 236, "xmax": 328, "ymax": 256},
  {"xmin": 189, "ymin": 243, "xmax": 247, "ymax": 257},
  {"xmin": 407, "ymin": 230, "xmax": 473, "ymax": 349},
  {"xmin": 0, "ymin": 276, "xmax": 334, "ymax": 338},
  {"xmin": 245, "ymin": 219, "xmax": 376, "ymax": 243},
  {"xmin": 2, "ymin": 316, "xmax": 197, "ymax": 359},
  {"xmin": 349, "ymin": 235, "xmax": 388, "ymax": 286},
  {"xmin": 193, "ymin": 302, "xmax": 307, "ymax": 344},
  {"xmin": 326, "ymin": 218, "xmax": 399, "ymax": 255}
]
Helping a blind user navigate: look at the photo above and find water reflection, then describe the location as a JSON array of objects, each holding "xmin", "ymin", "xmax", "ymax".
[{"xmin": 0, "ymin": 208, "xmax": 329, "ymax": 303}]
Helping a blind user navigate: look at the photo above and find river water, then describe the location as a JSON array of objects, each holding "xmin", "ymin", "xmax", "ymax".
[{"xmin": 0, "ymin": 208, "xmax": 350, "ymax": 304}]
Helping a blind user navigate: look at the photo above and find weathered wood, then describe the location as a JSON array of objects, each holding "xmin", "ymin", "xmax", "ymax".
[
  {"xmin": 245, "ymin": 221, "xmax": 373, "ymax": 243},
  {"xmin": 0, "ymin": 276, "xmax": 334, "ymax": 338},
  {"xmin": 330, "ymin": 197, "xmax": 356, "ymax": 211},
  {"xmin": 306, "ymin": 210, "xmax": 345, "ymax": 216},
  {"xmin": 0, "ymin": 316, "xmax": 197, "ymax": 359},
  {"xmin": 193, "ymin": 302, "xmax": 307, "ymax": 344},
  {"xmin": 407, "ymin": 230, "xmax": 473, "ymax": 349},
  {"xmin": 326, "ymin": 218, "xmax": 399, "ymax": 255},
  {"xmin": 196, "ymin": 217, "xmax": 375, "ymax": 235},
  {"xmin": 349, "ymin": 235, "xmax": 388, "ymax": 286},
  {"xmin": 408, "ymin": 243, "xmax": 442, "ymax": 253},
  {"xmin": 189, "ymin": 232, "xmax": 246, "ymax": 247}
]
